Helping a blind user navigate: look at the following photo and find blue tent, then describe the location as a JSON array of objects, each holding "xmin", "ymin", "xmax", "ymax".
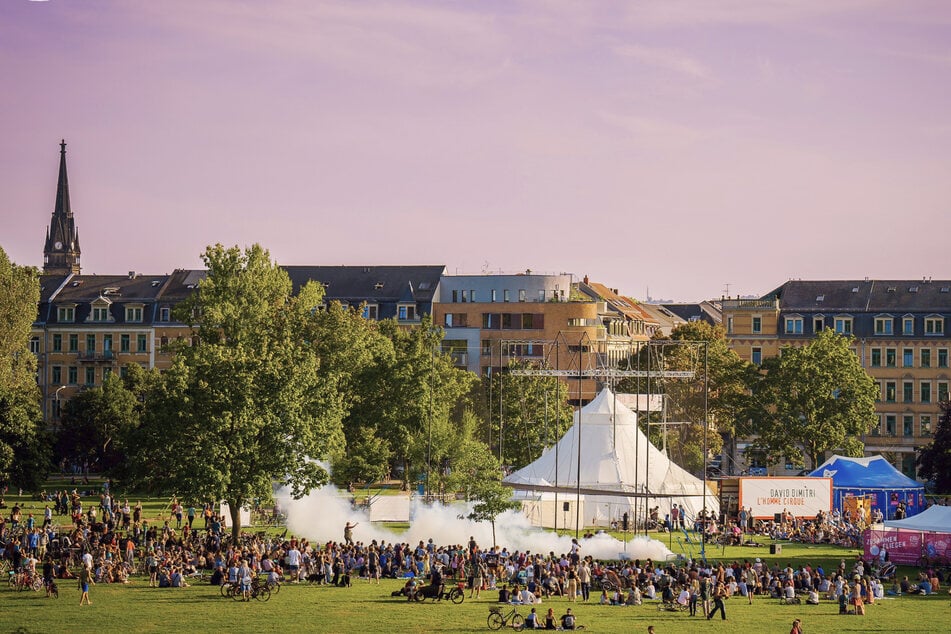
[{"xmin": 808, "ymin": 455, "xmax": 925, "ymax": 520}]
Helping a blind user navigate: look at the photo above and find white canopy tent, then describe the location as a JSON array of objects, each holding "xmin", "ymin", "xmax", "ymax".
[
  {"xmin": 883, "ymin": 505, "xmax": 951, "ymax": 533},
  {"xmin": 504, "ymin": 388, "xmax": 719, "ymax": 530}
]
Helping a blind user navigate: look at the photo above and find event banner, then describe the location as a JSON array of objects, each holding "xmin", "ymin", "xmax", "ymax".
[
  {"xmin": 864, "ymin": 528, "xmax": 922, "ymax": 564},
  {"xmin": 738, "ymin": 477, "xmax": 833, "ymax": 519}
]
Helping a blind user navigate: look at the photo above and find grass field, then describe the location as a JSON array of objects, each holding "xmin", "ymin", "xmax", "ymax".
[
  {"xmin": 3, "ymin": 485, "xmax": 949, "ymax": 633},
  {"xmin": 2, "ymin": 565, "xmax": 948, "ymax": 634}
]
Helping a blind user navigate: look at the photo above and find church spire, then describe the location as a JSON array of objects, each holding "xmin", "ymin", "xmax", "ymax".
[{"xmin": 43, "ymin": 139, "xmax": 81, "ymax": 275}]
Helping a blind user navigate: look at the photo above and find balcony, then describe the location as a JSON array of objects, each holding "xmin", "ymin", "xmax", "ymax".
[
  {"xmin": 77, "ymin": 350, "xmax": 118, "ymax": 364},
  {"xmin": 722, "ymin": 298, "xmax": 780, "ymax": 311}
]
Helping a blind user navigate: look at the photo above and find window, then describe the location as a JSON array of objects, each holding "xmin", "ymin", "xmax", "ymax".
[
  {"xmin": 751, "ymin": 347, "xmax": 762, "ymax": 365},
  {"xmin": 53, "ymin": 334, "xmax": 62, "ymax": 352},
  {"xmin": 137, "ymin": 334, "xmax": 147, "ymax": 352},
  {"xmin": 57, "ymin": 306, "xmax": 75, "ymax": 322},
  {"xmin": 85, "ymin": 367, "xmax": 95, "ymax": 386},
  {"xmin": 67, "ymin": 366, "xmax": 77, "ymax": 385},
  {"xmin": 160, "ymin": 307, "xmax": 170, "ymax": 322},
  {"xmin": 126, "ymin": 306, "xmax": 143, "ymax": 323},
  {"xmin": 834, "ymin": 317, "xmax": 853, "ymax": 335},
  {"xmin": 921, "ymin": 415, "xmax": 932, "ymax": 436},
  {"xmin": 885, "ymin": 381, "xmax": 896, "ymax": 402},
  {"xmin": 902, "ymin": 381, "xmax": 914, "ymax": 403},
  {"xmin": 885, "ymin": 348, "xmax": 896, "ymax": 367},
  {"xmin": 86, "ymin": 334, "xmax": 96, "ymax": 353},
  {"xmin": 92, "ymin": 306, "xmax": 109, "ymax": 321},
  {"xmin": 522, "ymin": 313, "xmax": 544, "ymax": 329},
  {"xmin": 51, "ymin": 366, "xmax": 62, "ymax": 384},
  {"xmin": 870, "ymin": 348, "xmax": 882, "ymax": 367},
  {"xmin": 885, "ymin": 414, "xmax": 896, "ymax": 436},
  {"xmin": 785, "ymin": 317, "xmax": 803, "ymax": 334},
  {"xmin": 501, "ymin": 313, "xmax": 517, "ymax": 329},
  {"xmin": 503, "ymin": 290, "xmax": 511, "ymax": 303},
  {"xmin": 120, "ymin": 366, "xmax": 128, "ymax": 378},
  {"xmin": 538, "ymin": 290, "xmax": 546, "ymax": 302},
  {"xmin": 903, "ymin": 317, "xmax": 914, "ymax": 335},
  {"xmin": 903, "ymin": 415, "xmax": 914, "ymax": 437},
  {"xmin": 103, "ymin": 334, "xmax": 113, "ymax": 356},
  {"xmin": 490, "ymin": 289, "xmax": 497, "ymax": 303},
  {"xmin": 29, "ymin": 337, "xmax": 40, "ymax": 354},
  {"xmin": 938, "ymin": 381, "xmax": 949, "ymax": 403},
  {"xmin": 921, "ymin": 381, "xmax": 931, "ymax": 404},
  {"xmin": 481, "ymin": 340, "xmax": 493, "ymax": 357},
  {"xmin": 68, "ymin": 334, "xmax": 78, "ymax": 352},
  {"xmin": 939, "ymin": 348, "xmax": 949, "ymax": 368},
  {"xmin": 727, "ymin": 317, "xmax": 734, "ymax": 334},
  {"xmin": 925, "ymin": 317, "xmax": 944, "ymax": 335},
  {"xmin": 903, "ymin": 348, "xmax": 914, "ymax": 367},
  {"xmin": 470, "ymin": 290, "xmax": 476, "ymax": 302},
  {"xmin": 874, "ymin": 317, "xmax": 894, "ymax": 335},
  {"xmin": 921, "ymin": 348, "xmax": 931, "ymax": 368},
  {"xmin": 752, "ymin": 316, "xmax": 762, "ymax": 334},
  {"xmin": 362, "ymin": 304, "xmax": 378, "ymax": 320},
  {"xmin": 814, "ymin": 316, "xmax": 824, "ymax": 332},
  {"xmin": 870, "ymin": 415, "xmax": 881, "ymax": 435},
  {"xmin": 397, "ymin": 304, "xmax": 416, "ymax": 321},
  {"xmin": 482, "ymin": 313, "xmax": 500, "ymax": 329},
  {"xmin": 518, "ymin": 289, "xmax": 526, "ymax": 302},
  {"xmin": 120, "ymin": 334, "xmax": 130, "ymax": 352},
  {"xmin": 102, "ymin": 367, "xmax": 112, "ymax": 380}
]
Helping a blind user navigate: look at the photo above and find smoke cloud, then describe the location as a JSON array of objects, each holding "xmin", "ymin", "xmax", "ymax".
[{"xmin": 277, "ymin": 484, "xmax": 674, "ymax": 562}]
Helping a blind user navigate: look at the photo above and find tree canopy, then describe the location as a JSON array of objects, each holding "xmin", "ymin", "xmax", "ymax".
[
  {"xmin": 0, "ymin": 246, "xmax": 49, "ymax": 489},
  {"xmin": 748, "ymin": 329, "xmax": 878, "ymax": 469},
  {"xmin": 917, "ymin": 400, "xmax": 951, "ymax": 494},
  {"xmin": 126, "ymin": 244, "xmax": 345, "ymax": 538}
]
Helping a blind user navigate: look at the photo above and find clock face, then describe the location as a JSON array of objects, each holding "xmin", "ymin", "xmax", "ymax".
[{"xmin": 54, "ymin": 241, "xmax": 63, "ymax": 250}]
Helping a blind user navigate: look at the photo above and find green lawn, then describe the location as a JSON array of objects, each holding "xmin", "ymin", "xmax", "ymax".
[
  {"xmin": 3, "ymin": 487, "xmax": 949, "ymax": 633},
  {"xmin": 2, "ymin": 570, "xmax": 948, "ymax": 634}
]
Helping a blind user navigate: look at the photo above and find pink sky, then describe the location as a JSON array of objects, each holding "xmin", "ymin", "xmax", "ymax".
[{"xmin": 2, "ymin": 1, "xmax": 949, "ymax": 301}]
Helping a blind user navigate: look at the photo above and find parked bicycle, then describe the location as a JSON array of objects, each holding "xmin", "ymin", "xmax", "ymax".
[{"xmin": 487, "ymin": 605, "xmax": 524, "ymax": 631}]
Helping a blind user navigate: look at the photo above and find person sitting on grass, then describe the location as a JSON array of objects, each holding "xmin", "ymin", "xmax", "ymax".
[{"xmin": 560, "ymin": 608, "xmax": 577, "ymax": 630}]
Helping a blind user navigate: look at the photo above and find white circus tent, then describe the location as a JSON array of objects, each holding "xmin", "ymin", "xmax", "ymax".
[{"xmin": 504, "ymin": 388, "xmax": 718, "ymax": 530}]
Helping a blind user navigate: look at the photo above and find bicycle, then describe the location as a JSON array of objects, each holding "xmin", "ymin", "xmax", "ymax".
[{"xmin": 487, "ymin": 605, "xmax": 524, "ymax": 631}]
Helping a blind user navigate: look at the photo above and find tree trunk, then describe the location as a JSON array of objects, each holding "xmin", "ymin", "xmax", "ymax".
[
  {"xmin": 229, "ymin": 499, "xmax": 242, "ymax": 542},
  {"xmin": 491, "ymin": 520, "xmax": 497, "ymax": 548}
]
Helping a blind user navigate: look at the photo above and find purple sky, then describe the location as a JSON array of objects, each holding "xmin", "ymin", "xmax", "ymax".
[{"xmin": 2, "ymin": 1, "xmax": 949, "ymax": 301}]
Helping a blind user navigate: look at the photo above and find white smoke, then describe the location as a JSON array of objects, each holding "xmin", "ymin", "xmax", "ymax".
[{"xmin": 277, "ymin": 483, "xmax": 673, "ymax": 562}]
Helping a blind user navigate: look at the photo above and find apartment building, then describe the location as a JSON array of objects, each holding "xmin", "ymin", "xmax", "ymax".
[
  {"xmin": 722, "ymin": 280, "xmax": 951, "ymax": 478},
  {"xmin": 433, "ymin": 272, "xmax": 611, "ymax": 403}
]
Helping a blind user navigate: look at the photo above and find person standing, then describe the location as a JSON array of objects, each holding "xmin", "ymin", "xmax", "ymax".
[
  {"xmin": 707, "ymin": 581, "xmax": 727, "ymax": 620},
  {"xmin": 344, "ymin": 521, "xmax": 358, "ymax": 545},
  {"xmin": 578, "ymin": 559, "xmax": 591, "ymax": 602},
  {"xmin": 79, "ymin": 564, "xmax": 94, "ymax": 606}
]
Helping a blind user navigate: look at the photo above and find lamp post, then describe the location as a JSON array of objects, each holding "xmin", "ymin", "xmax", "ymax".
[{"xmin": 53, "ymin": 384, "xmax": 66, "ymax": 419}]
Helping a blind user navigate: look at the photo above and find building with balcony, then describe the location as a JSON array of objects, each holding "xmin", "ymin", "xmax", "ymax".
[
  {"xmin": 722, "ymin": 280, "xmax": 951, "ymax": 479},
  {"xmin": 433, "ymin": 272, "xmax": 606, "ymax": 404}
]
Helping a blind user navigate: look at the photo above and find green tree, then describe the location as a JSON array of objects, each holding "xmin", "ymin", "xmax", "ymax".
[
  {"xmin": 345, "ymin": 318, "xmax": 478, "ymax": 491},
  {"xmin": 917, "ymin": 400, "xmax": 951, "ymax": 494},
  {"xmin": 616, "ymin": 323, "xmax": 754, "ymax": 474},
  {"xmin": 0, "ymin": 246, "xmax": 50, "ymax": 489},
  {"xmin": 56, "ymin": 373, "xmax": 138, "ymax": 473},
  {"xmin": 464, "ymin": 451, "xmax": 519, "ymax": 548},
  {"xmin": 331, "ymin": 426, "xmax": 392, "ymax": 488},
  {"xmin": 485, "ymin": 360, "xmax": 574, "ymax": 470},
  {"xmin": 126, "ymin": 244, "xmax": 345, "ymax": 539},
  {"xmin": 750, "ymin": 329, "xmax": 877, "ymax": 469}
]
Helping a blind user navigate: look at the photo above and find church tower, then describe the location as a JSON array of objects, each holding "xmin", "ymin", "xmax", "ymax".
[{"xmin": 43, "ymin": 140, "xmax": 81, "ymax": 275}]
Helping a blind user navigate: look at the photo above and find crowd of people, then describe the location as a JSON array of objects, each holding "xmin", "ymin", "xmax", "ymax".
[{"xmin": 2, "ymin": 485, "xmax": 948, "ymax": 625}]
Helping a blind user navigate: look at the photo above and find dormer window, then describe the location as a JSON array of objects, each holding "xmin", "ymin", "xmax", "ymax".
[
  {"xmin": 925, "ymin": 316, "xmax": 945, "ymax": 335},
  {"xmin": 874, "ymin": 316, "xmax": 894, "ymax": 335},
  {"xmin": 57, "ymin": 305, "xmax": 75, "ymax": 322},
  {"xmin": 159, "ymin": 307, "xmax": 171, "ymax": 322},
  {"xmin": 126, "ymin": 305, "xmax": 144, "ymax": 323},
  {"xmin": 834, "ymin": 315, "xmax": 853, "ymax": 335},
  {"xmin": 92, "ymin": 306, "xmax": 109, "ymax": 321},
  {"xmin": 397, "ymin": 304, "xmax": 417, "ymax": 321},
  {"xmin": 362, "ymin": 304, "xmax": 378, "ymax": 320}
]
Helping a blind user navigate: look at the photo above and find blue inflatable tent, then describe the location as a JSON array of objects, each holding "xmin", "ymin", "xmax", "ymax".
[{"xmin": 808, "ymin": 455, "xmax": 925, "ymax": 520}]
